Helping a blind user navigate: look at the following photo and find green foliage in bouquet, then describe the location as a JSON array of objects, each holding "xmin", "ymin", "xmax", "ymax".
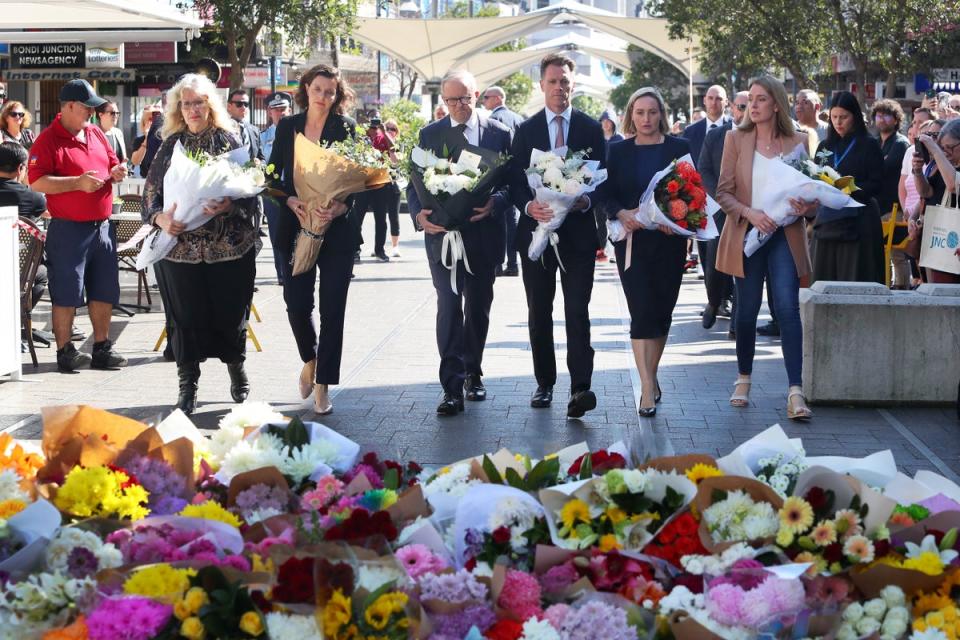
[
  {"xmin": 154, "ymin": 566, "xmax": 265, "ymax": 639},
  {"xmin": 481, "ymin": 454, "xmax": 562, "ymax": 492}
]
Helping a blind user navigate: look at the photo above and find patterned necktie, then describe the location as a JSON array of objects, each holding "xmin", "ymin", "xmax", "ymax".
[{"xmin": 554, "ymin": 115, "xmax": 565, "ymax": 149}]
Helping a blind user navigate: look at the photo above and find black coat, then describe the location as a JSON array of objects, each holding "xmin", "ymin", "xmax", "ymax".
[
  {"xmin": 406, "ymin": 114, "xmax": 512, "ymax": 267},
  {"xmin": 510, "ymin": 108, "xmax": 606, "ymax": 254},
  {"xmin": 681, "ymin": 116, "xmax": 731, "ymax": 168},
  {"xmin": 267, "ymin": 111, "xmax": 359, "ymax": 256},
  {"xmin": 602, "ymin": 135, "xmax": 692, "ymax": 220},
  {"xmin": 877, "ymin": 132, "xmax": 909, "ymax": 216},
  {"xmin": 698, "ymin": 120, "xmax": 733, "ymax": 199},
  {"xmin": 237, "ymin": 120, "xmax": 265, "ymax": 163},
  {"xmin": 489, "ymin": 106, "xmax": 524, "ymax": 137},
  {"xmin": 816, "ymin": 133, "xmax": 884, "ymax": 207}
]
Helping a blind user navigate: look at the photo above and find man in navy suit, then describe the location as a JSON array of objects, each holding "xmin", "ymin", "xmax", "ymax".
[
  {"xmin": 698, "ymin": 90, "xmax": 747, "ymax": 331},
  {"xmin": 482, "ymin": 85, "xmax": 524, "ymax": 277},
  {"xmin": 408, "ymin": 69, "xmax": 512, "ymax": 416},
  {"xmin": 681, "ymin": 85, "xmax": 730, "ymax": 165},
  {"xmin": 510, "ymin": 53, "xmax": 606, "ymax": 418}
]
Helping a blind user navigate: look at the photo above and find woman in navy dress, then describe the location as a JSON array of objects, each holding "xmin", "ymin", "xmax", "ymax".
[{"xmin": 604, "ymin": 87, "xmax": 691, "ymax": 418}]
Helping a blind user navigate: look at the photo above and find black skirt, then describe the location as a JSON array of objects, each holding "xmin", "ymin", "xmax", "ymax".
[
  {"xmin": 154, "ymin": 248, "xmax": 256, "ymax": 365},
  {"xmin": 613, "ymin": 229, "xmax": 687, "ymax": 339}
]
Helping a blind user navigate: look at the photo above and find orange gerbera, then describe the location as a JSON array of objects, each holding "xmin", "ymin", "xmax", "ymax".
[
  {"xmin": 0, "ymin": 433, "xmax": 44, "ymax": 481},
  {"xmin": 42, "ymin": 615, "xmax": 89, "ymax": 640}
]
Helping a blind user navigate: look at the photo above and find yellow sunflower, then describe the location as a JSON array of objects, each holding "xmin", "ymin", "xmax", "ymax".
[
  {"xmin": 560, "ymin": 499, "xmax": 591, "ymax": 530},
  {"xmin": 322, "ymin": 588, "xmax": 353, "ymax": 638},
  {"xmin": 779, "ymin": 496, "xmax": 814, "ymax": 534},
  {"xmin": 685, "ymin": 463, "xmax": 723, "ymax": 485}
]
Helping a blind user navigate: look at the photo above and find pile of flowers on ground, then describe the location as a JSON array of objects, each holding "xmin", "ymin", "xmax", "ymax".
[{"xmin": 5, "ymin": 409, "xmax": 960, "ymax": 639}]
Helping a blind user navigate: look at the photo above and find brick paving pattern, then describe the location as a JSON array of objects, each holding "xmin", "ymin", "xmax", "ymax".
[{"xmin": 3, "ymin": 217, "xmax": 957, "ymax": 480}]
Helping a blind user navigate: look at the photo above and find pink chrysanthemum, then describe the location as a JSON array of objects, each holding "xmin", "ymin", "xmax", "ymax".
[
  {"xmin": 497, "ymin": 568, "xmax": 543, "ymax": 621},
  {"xmin": 543, "ymin": 603, "xmax": 571, "ymax": 630},
  {"xmin": 395, "ymin": 543, "xmax": 448, "ymax": 579},
  {"xmin": 86, "ymin": 597, "xmax": 172, "ymax": 640}
]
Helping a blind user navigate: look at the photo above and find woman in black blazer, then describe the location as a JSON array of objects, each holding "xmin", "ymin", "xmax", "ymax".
[
  {"xmin": 810, "ymin": 91, "xmax": 885, "ymax": 284},
  {"xmin": 604, "ymin": 87, "xmax": 691, "ymax": 418},
  {"xmin": 268, "ymin": 64, "xmax": 358, "ymax": 414}
]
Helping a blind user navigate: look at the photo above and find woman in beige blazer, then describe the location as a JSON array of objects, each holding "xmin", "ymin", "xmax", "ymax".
[{"xmin": 715, "ymin": 75, "xmax": 819, "ymax": 420}]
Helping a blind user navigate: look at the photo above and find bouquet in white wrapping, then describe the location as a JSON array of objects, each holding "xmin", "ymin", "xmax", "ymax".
[
  {"xmin": 136, "ymin": 142, "xmax": 266, "ymax": 269},
  {"xmin": 607, "ymin": 154, "xmax": 720, "ymax": 244},
  {"xmin": 743, "ymin": 145, "xmax": 863, "ymax": 257},
  {"xmin": 525, "ymin": 146, "xmax": 607, "ymax": 264}
]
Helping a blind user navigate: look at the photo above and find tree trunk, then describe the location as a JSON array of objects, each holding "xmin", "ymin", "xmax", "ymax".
[
  {"xmin": 885, "ymin": 70, "xmax": 898, "ymax": 99},
  {"xmin": 406, "ymin": 72, "xmax": 418, "ymax": 99},
  {"xmin": 855, "ymin": 61, "xmax": 868, "ymax": 106},
  {"xmin": 329, "ymin": 33, "xmax": 340, "ymax": 68}
]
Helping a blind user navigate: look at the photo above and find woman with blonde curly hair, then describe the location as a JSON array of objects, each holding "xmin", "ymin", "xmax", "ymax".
[
  {"xmin": 141, "ymin": 73, "xmax": 259, "ymax": 415},
  {"xmin": 0, "ymin": 100, "xmax": 34, "ymax": 149}
]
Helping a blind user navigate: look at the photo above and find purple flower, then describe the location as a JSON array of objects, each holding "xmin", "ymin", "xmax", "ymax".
[
  {"xmin": 66, "ymin": 546, "xmax": 98, "ymax": 579},
  {"xmin": 560, "ymin": 601, "xmax": 635, "ymax": 640},
  {"xmin": 86, "ymin": 596, "xmax": 172, "ymax": 640},
  {"xmin": 539, "ymin": 561, "xmax": 579, "ymax": 593},
  {"xmin": 430, "ymin": 604, "xmax": 496, "ymax": 638},
  {"xmin": 152, "ymin": 495, "xmax": 189, "ymax": 516},
  {"xmin": 418, "ymin": 569, "xmax": 488, "ymax": 604},
  {"xmin": 120, "ymin": 454, "xmax": 191, "ymax": 511},
  {"xmin": 463, "ymin": 528, "xmax": 485, "ymax": 559},
  {"xmin": 234, "ymin": 483, "xmax": 289, "ymax": 519}
]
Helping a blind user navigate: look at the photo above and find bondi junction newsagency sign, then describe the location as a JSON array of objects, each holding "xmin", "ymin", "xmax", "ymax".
[{"xmin": 6, "ymin": 42, "xmax": 132, "ymax": 82}]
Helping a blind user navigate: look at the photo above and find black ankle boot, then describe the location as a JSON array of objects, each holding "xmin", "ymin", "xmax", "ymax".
[
  {"xmin": 176, "ymin": 362, "xmax": 200, "ymax": 415},
  {"xmin": 227, "ymin": 360, "xmax": 249, "ymax": 403}
]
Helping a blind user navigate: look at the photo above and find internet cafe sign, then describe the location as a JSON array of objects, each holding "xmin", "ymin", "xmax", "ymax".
[{"xmin": 10, "ymin": 43, "xmax": 125, "ymax": 69}]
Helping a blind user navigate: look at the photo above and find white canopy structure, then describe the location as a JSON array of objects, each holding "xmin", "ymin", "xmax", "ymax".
[
  {"xmin": 353, "ymin": 0, "xmax": 699, "ymax": 83},
  {"xmin": 0, "ymin": 0, "xmax": 203, "ymax": 43}
]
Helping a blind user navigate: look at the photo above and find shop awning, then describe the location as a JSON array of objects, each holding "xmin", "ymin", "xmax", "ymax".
[
  {"xmin": 0, "ymin": 0, "xmax": 202, "ymax": 42},
  {"xmin": 354, "ymin": 0, "xmax": 698, "ymax": 83}
]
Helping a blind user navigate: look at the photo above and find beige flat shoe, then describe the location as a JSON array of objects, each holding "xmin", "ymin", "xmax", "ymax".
[
  {"xmin": 730, "ymin": 375, "xmax": 751, "ymax": 408},
  {"xmin": 314, "ymin": 383, "xmax": 333, "ymax": 415},
  {"xmin": 787, "ymin": 387, "xmax": 813, "ymax": 421},
  {"xmin": 299, "ymin": 359, "xmax": 316, "ymax": 399}
]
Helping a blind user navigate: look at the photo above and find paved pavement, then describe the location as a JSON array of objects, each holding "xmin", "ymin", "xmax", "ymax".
[{"xmin": 3, "ymin": 216, "xmax": 958, "ymax": 480}]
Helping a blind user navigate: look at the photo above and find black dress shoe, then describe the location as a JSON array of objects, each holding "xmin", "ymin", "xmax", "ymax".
[
  {"xmin": 503, "ymin": 265, "xmax": 519, "ymax": 276},
  {"xmin": 437, "ymin": 392, "xmax": 464, "ymax": 416},
  {"xmin": 495, "ymin": 265, "xmax": 504, "ymax": 277},
  {"xmin": 530, "ymin": 385, "xmax": 553, "ymax": 408},
  {"xmin": 227, "ymin": 360, "xmax": 250, "ymax": 403},
  {"xmin": 638, "ymin": 400, "xmax": 657, "ymax": 418},
  {"xmin": 701, "ymin": 304, "xmax": 718, "ymax": 329},
  {"xmin": 757, "ymin": 321, "xmax": 780, "ymax": 337},
  {"xmin": 567, "ymin": 390, "xmax": 597, "ymax": 418},
  {"xmin": 177, "ymin": 362, "xmax": 200, "ymax": 415},
  {"xmin": 464, "ymin": 374, "xmax": 486, "ymax": 401}
]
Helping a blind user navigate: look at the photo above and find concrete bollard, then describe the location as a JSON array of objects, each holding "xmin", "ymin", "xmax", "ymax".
[{"xmin": 799, "ymin": 281, "xmax": 960, "ymax": 405}]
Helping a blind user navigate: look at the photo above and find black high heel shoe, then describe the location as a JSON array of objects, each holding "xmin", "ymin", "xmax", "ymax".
[
  {"xmin": 638, "ymin": 396, "xmax": 657, "ymax": 418},
  {"xmin": 655, "ymin": 381, "xmax": 662, "ymax": 404}
]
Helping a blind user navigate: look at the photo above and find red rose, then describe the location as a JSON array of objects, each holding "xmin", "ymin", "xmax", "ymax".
[
  {"xmin": 492, "ymin": 526, "xmax": 511, "ymax": 545},
  {"xmin": 823, "ymin": 542, "xmax": 844, "ymax": 563},
  {"xmin": 666, "ymin": 180, "xmax": 680, "ymax": 195},
  {"xmin": 672, "ymin": 572, "xmax": 705, "ymax": 594},
  {"xmin": 676, "ymin": 219, "xmax": 689, "ymax": 229},
  {"xmin": 485, "ymin": 619, "xmax": 524, "ymax": 640},
  {"xmin": 274, "ymin": 557, "xmax": 316, "ymax": 603},
  {"xmin": 804, "ymin": 487, "xmax": 829, "ymax": 512},
  {"xmin": 699, "ymin": 216, "xmax": 708, "ymax": 229},
  {"xmin": 874, "ymin": 538, "xmax": 892, "ymax": 558}
]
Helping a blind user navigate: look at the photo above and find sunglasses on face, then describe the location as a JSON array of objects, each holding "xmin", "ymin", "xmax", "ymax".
[
  {"xmin": 733, "ymin": 104, "xmax": 747, "ymax": 111},
  {"xmin": 229, "ymin": 100, "xmax": 250, "ymax": 107},
  {"xmin": 385, "ymin": 127, "xmax": 398, "ymax": 133},
  {"xmin": 9, "ymin": 112, "xmax": 24, "ymax": 119}
]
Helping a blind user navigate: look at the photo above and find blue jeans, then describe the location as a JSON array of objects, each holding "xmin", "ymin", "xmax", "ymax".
[{"xmin": 734, "ymin": 228, "xmax": 802, "ymax": 386}]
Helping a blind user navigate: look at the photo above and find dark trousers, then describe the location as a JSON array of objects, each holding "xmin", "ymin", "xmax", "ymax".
[
  {"xmin": 278, "ymin": 243, "xmax": 354, "ymax": 385},
  {"xmin": 154, "ymin": 249, "xmax": 256, "ymax": 366},
  {"xmin": 263, "ymin": 197, "xmax": 286, "ymax": 284},
  {"xmin": 701, "ymin": 212, "xmax": 734, "ymax": 308},
  {"xmin": 386, "ymin": 182, "xmax": 401, "ymax": 237},
  {"xmin": 503, "ymin": 207, "xmax": 519, "ymax": 268},
  {"xmin": 357, "ymin": 189, "xmax": 393, "ymax": 256},
  {"xmin": 520, "ymin": 246, "xmax": 595, "ymax": 393},
  {"xmin": 427, "ymin": 253, "xmax": 495, "ymax": 395}
]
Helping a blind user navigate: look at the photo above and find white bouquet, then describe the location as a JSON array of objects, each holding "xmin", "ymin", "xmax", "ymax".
[
  {"xmin": 452, "ymin": 484, "xmax": 546, "ymax": 568},
  {"xmin": 136, "ymin": 142, "xmax": 266, "ymax": 269},
  {"xmin": 525, "ymin": 146, "xmax": 607, "ymax": 263},
  {"xmin": 743, "ymin": 145, "xmax": 863, "ymax": 257}
]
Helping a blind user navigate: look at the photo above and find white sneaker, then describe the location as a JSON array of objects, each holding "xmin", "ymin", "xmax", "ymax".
[{"xmin": 391, "ymin": 246, "xmax": 401, "ymax": 257}]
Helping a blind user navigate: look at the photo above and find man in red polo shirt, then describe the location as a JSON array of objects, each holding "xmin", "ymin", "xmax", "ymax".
[{"xmin": 29, "ymin": 79, "xmax": 129, "ymax": 372}]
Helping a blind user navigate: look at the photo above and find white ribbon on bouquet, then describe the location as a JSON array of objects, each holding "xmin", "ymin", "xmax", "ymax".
[{"xmin": 440, "ymin": 229, "xmax": 474, "ymax": 295}]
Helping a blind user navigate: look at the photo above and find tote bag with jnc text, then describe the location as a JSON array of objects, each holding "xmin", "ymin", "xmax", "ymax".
[{"xmin": 919, "ymin": 183, "xmax": 960, "ymax": 275}]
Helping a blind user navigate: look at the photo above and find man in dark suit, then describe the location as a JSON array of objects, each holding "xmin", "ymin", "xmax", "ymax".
[
  {"xmin": 698, "ymin": 90, "xmax": 748, "ymax": 331},
  {"xmin": 682, "ymin": 85, "xmax": 730, "ymax": 165},
  {"xmin": 482, "ymin": 85, "xmax": 524, "ymax": 277},
  {"xmin": 408, "ymin": 70, "xmax": 512, "ymax": 416},
  {"xmin": 510, "ymin": 53, "xmax": 606, "ymax": 419},
  {"xmin": 226, "ymin": 89, "xmax": 265, "ymax": 163}
]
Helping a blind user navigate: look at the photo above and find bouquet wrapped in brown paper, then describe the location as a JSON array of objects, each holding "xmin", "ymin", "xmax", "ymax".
[
  {"xmin": 692, "ymin": 475, "xmax": 784, "ymax": 553},
  {"xmin": 291, "ymin": 133, "xmax": 391, "ymax": 275}
]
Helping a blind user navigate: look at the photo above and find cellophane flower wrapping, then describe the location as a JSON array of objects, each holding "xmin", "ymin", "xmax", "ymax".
[
  {"xmin": 608, "ymin": 153, "xmax": 719, "ymax": 242},
  {"xmin": 743, "ymin": 145, "xmax": 864, "ymax": 256},
  {"xmin": 136, "ymin": 143, "xmax": 265, "ymax": 269},
  {"xmin": 525, "ymin": 146, "xmax": 607, "ymax": 261},
  {"xmin": 453, "ymin": 483, "xmax": 547, "ymax": 569}
]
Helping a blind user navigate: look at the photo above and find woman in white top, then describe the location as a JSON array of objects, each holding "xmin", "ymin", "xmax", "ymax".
[{"xmin": 95, "ymin": 100, "xmax": 126, "ymax": 163}]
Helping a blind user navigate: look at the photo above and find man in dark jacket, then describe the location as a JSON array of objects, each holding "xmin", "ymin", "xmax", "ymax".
[
  {"xmin": 408, "ymin": 70, "xmax": 512, "ymax": 416},
  {"xmin": 227, "ymin": 89, "xmax": 265, "ymax": 162},
  {"xmin": 509, "ymin": 53, "xmax": 606, "ymax": 419},
  {"xmin": 482, "ymin": 85, "xmax": 524, "ymax": 276}
]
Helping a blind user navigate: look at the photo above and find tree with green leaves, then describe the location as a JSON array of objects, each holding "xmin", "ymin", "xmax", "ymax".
[
  {"xmin": 380, "ymin": 98, "xmax": 427, "ymax": 163},
  {"xmin": 191, "ymin": 0, "xmax": 357, "ymax": 91},
  {"xmin": 651, "ymin": 0, "xmax": 829, "ymax": 89},
  {"xmin": 572, "ymin": 95, "xmax": 605, "ymax": 120},
  {"xmin": 609, "ymin": 47, "xmax": 689, "ymax": 117}
]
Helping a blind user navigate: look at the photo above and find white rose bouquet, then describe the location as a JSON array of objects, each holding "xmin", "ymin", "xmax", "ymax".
[
  {"xmin": 136, "ymin": 142, "xmax": 267, "ymax": 270},
  {"xmin": 524, "ymin": 146, "xmax": 607, "ymax": 263}
]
